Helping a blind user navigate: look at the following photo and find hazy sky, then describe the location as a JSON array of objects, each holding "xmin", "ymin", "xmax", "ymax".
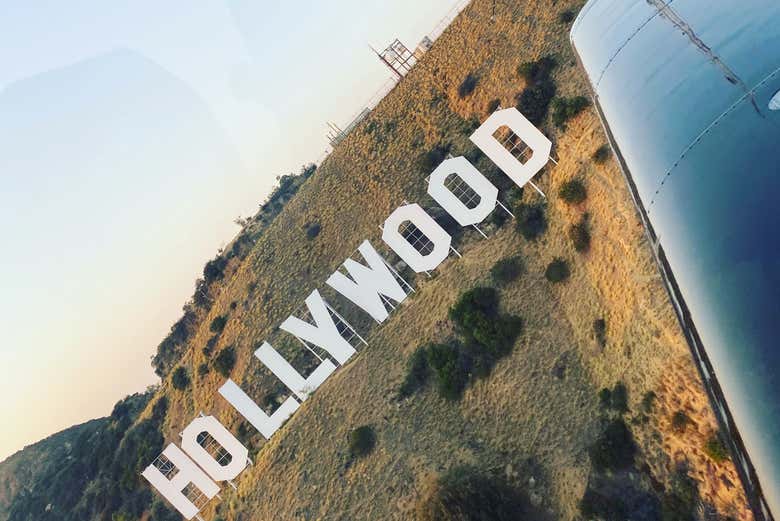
[{"xmin": 0, "ymin": 0, "xmax": 457, "ymax": 462}]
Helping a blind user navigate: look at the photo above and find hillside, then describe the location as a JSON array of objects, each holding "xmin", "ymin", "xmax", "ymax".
[{"xmin": 0, "ymin": 0, "xmax": 755, "ymax": 520}]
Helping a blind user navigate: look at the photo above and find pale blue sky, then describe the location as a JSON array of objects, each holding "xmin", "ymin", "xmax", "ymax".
[{"xmin": 0, "ymin": 0, "xmax": 457, "ymax": 461}]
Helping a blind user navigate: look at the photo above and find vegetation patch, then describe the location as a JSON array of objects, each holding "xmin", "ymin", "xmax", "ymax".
[
  {"xmin": 568, "ymin": 219, "xmax": 591, "ymax": 253},
  {"xmin": 545, "ymin": 258, "xmax": 570, "ymax": 283},
  {"xmin": 558, "ymin": 179, "xmax": 587, "ymax": 204},
  {"xmin": 349, "ymin": 425, "xmax": 376, "ymax": 458},
  {"xmin": 593, "ymin": 318, "xmax": 607, "ymax": 348},
  {"xmin": 592, "ymin": 144, "xmax": 612, "ymax": 164},
  {"xmin": 171, "ymin": 366, "xmax": 190, "ymax": 391},
  {"xmin": 589, "ymin": 418, "xmax": 637, "ymax": 472},
  {"xmin": 305, "ymin": 222, "xmax": 321, "ymax": 239},
  {"xmin": 515, "ymin": 202, "xmax": 547, "ymax": 240},
  {"xmin": 551, "ymin": 95, "xmax": 590, "ymax": 129},
  {"xmin": 209, "ymin": 315, "xmax": 227, "ymax": 334},
  {"xmin": 214, "ymin": 346, "xmax": 236, "ymax": 377},
  {"xmin": 486, "ymin": 98, "xmax": 501, "ymax": 114},
  {"xmin": 704, "ymin": 433, "xmax": 729, "ymax": 463},
  {"xmin": 418, "ymin": 143, "xmax": 451, "ymax": 172},
  {"xmin": 490, "ymin": 256, "xmax": 523, "ymax": 284},
  {"xmin": 516, "ymin": 56, "xmax": 558, "ymax": 126},
  {"xmin": 559, "ymin": 9, "xmax": 576, "ymax": 23},
  {"xmin": 416, "ymin": 466, "xmax": 533, "ymax": 521},
  {"xmin": 671, "ymin": 410, "xmax": 691, "ymax": 433},
  {"xmin": 458, "ymin": 73, "xmax": 479, "ymax": 98}
]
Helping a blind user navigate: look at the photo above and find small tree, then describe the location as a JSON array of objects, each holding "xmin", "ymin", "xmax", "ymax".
[
  {"xmin": 171, "ymin": 367, "xmax": 190, "ymax": 391},
  {"xmin": 559, "ymin": 9, "xmax": 575, "ymax": 23},
  {"xmin": 592, "ymin": 144, "xmax": 611, "ymax": 164},
  {"xmin": 551, "ymin": 96, "xmax": 590, "ymax": 129},
  {"xmin": 569, "ymin": 220, "xmax": 591, "ymax": 253},
  {"xmin": 305, "ymin": 222, "xmax": 321, "ymax": 239},
  {"xmin": 349, "ymin": 425, "xmax": 376, "ymax": 458},
  {"xmin": 458, "ymin": 73, "xmax": 479, "ymax": 98},
  {"xmin": 672, "ymin": 410, "xmax": 691, "ymax": 432},
  {"xmin": 515, "ymin": 203, "xmax": 547, "ymax": 240},
  {"xmin": 545, "ymin": 258, "xmax": 570, "ymax": 283},
  {"xmin": 210, "ymin": 315, "xmax": 227, "ymax": 334},
  {"xmin": 559, "ymin": 179, "xmax": 587, "ymax": 204},
  {"xmin": 490, "ymin": 256, "xmax": 523, "ymax": 284},
  {"xmin": 214, "ymin": 346, "xmax": 236, "ymax": 377},
  {"xmin": 704, "ymin": 433, "xmax": 729, "ymax": 463}
]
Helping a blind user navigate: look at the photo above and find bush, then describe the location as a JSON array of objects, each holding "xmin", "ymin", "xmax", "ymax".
[
  {"xmin": 551, "ymin": 96, "xmax": 590, "ymax": 129},
  {"xmin": 349, "ymin": 425, "xmax": 376, "ymax": 458},
  {"xmin": 458, "ymin": 73, "xmax": 479, "ymax": 98},
  {"xmin": 515, "ymin": 203, "xmax": 547, "ymax": 240},
  {"xmin": 398, "ymin": 347, "xmax": 430, "ymax": 398},
  {"xmin": 594, "ymin": 318, "xmax": 607, "ymax": 348},
  {"xmin": 704, "ymin": 433, "xmax": 729, "ymax": 463},
  {"xmin": 490, "ymin": 256, "xmax": 523, "ymax": 284},
  {"xmin": 426, "ymin": 342, "xmax": 467, "ymax": 401},
  {"xmin": 599, "ymin": 388, "xmax": 612, "ymax": 409},
  {"xmin": 419, "ymin": 143, "xmax": 450, "ymax": 172},
  {"xmin": 671, "ymin": 410, "xmax": 691, "ymax": 432},
  {"xmin": 486, "ymin": 98, "xmax": 501, "ymax": 114},
  {"xmin": 589, "ymin": 419, "xmax": 636, "ymax": 472},
  {"xmin": 171, "ymin": 367, "xmax": 190, "ymax": 391},
  {"xmin": 545, "ymin": 258, "xmax": 570, "ymax": 283},
  {"xmin": 592, "ymin": 144, "xmax": 611, "ymax": 164},
  {"xmin": 580, "ymin": 489, "xmax": 627, "ymax": 521},
  {"xmin": 558, "ymin": 179, "xmax": 587, "ymax": 204},
  {"xmin": 305, "ymin": 222, "xmax": 321, "ymax": 239},
  {"xmin": 214, "ymin": 346, "xmax": 236, "ymax": 377},
  {"xmin": 515, "ymin": 57, "xmax": 558, "ymax": 126},
  {"xmin": 517, "ymin": 56, "xmax": 557, "ymax": 85},
  {"xmin": 209, "ymin": 315, "xmax": 227, "ymax": 334},
  {"xmin": 416, "ymin": 466, "xmax": 533, "ymax": 521},
  {"xmin": 197, "ymin": 363, "xmax": 209, "ymax": 377},
  {"xmin": 449, "ymin": 287, "xmax": 522, "ymax": 358},
  {"xmin": 559, "ymin": 9, "xmax": 576, "ymax": 23},
  {"xmin": 568, "ymin": 220, "xmax": 591, "ymax": 253}
]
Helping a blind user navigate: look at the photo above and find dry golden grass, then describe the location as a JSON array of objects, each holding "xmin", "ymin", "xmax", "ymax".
[{"xmin": 136, "ymin": 0, "xmax": 753, "ymax": 519}]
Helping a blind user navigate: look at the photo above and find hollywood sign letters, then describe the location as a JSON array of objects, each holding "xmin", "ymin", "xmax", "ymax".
[{"xmin": 142, "ymin": 108, "xmax": 552, "ymax": 519}]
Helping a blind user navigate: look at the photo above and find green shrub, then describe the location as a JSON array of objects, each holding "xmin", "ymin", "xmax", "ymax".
[
  {"xmin": 551, "ymin": 96, "xmax": 590, "ymax": 129},
  {"xmin": 545, "ymin": 258, "xmax": 570, "ymax": 283},
  {"xmin": 515, "ymin": 203, "xmax": 547, "ymax": 240},
  {"xmin": 516, "ymin": 80, "xmax": 557, "ymax": 127},
  {"xmin": 398, "ymin": 346, "xmax": 430, "ymax": 398},
  {"xmin": 594, "ymin": 318, "xmax": 607, "ymax": 348},
  {"xmin": 305, "ymin": 222, "xmax": 321, "ymax": 239},
  {"xmin": 517, "ymin": 56, "xmax": 557, "ymax": 84},
  {"xmin": 419, "ymin": 143, "xmax": 450, "ymax": 172},
  {"xmin": 671, "ymin": 410, "xmax": 691, "ymax": 432},
  {"xmin": 558, "ymin": 179, "xmax": 587, "ymax": 204},
  {"xmin": 426, "ymin": 342, "xmax": 467, "ymax": 401},
  {"xmin": 559, "ymin": 9, "xmax": 576, "ymax": 23},
  {"xmin": 214, "ymin": 346, "xmax": 236, "ymax": 377},
  {"xmin": 197, "ymin": 363, "xmax": 209, "ymax": 377},
  {"xmin": 458, "ymin": 73, "xmax": 479, "ymax": 98},
  {"xmin": 416, "ymin": 466, "xmax": 533, "ymax": 521},
  {"xmin": 589, "ymin": 419, "xmax": 636, "ymax": 472},
  {"xmin": 704, "ymin": 433, "xmax": 729, "ymax": 463},
  {"xmin": 592, "ymin": 144, "xmax": 611, "ymax": 164},
  {"xmin": 209, "ymin": 315, "xmax": 227, "ymax": 334},
  {"xmin": 515, "ymin": 57, "xmax": 558, "ymax": 126},
  {"xmin": 349, "ymin": 425, "xmax": 376, "ymax": 458},
  {"xmin": 486, "ymin": 98, "xmax": 501, "ymax": 114},
  {"xmin": 449, "ymin": 287, "xmax": 522, "ymax": 358},
  {"xmin": 569, "ymin": 220, "xmax": 591, "ymax": 252},
  {"xmin": 490, "ymin": 256, "xmax": 523, "ymax": 284},
  {"xmin": 171, "ymin": 367, "xmax": 190, "ymax": 391}
]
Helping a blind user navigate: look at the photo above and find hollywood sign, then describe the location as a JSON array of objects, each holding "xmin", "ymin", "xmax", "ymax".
[{"xmin": 143, "ymin": 108, "xmax": 553, "ymax": 519}]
